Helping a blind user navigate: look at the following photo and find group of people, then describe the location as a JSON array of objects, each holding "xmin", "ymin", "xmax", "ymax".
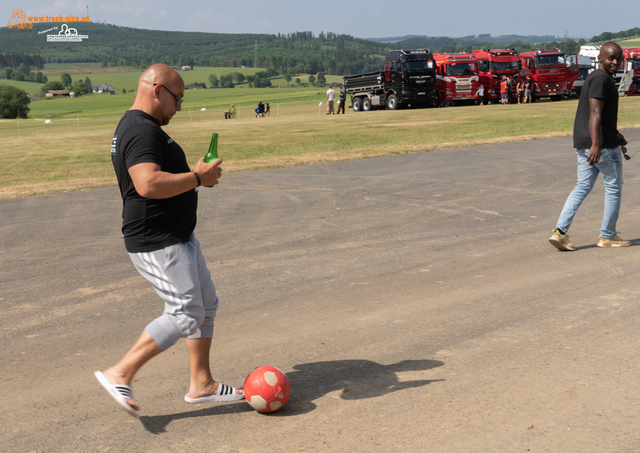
[
  {"xmin": 508, "ymin": 75, "xmax": 533, "ymax": 105},
  {"xmin": 476, "ymin": 75, "xmax": 534, "ymax": 106},
  {"xmin": 93, "ymin": 43, "xmax": 627, "ymax": 419},
  {"xmin": 325, "ymin": 85, "xmax": 347, "ymax": 115},
  {"xmin": 223, "ymin": 102, "xmax": 271, "ymax": 119}
]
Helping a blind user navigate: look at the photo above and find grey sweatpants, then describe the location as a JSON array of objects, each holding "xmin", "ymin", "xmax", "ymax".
[{"xmin": 128, "ymin": 233, "xmax": 218, "ymax": 351}]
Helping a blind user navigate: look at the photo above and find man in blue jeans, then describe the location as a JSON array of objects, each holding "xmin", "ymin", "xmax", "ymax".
[{"xmin": 549, "ymin": 42, "xmax": 629, "ymax": 251}]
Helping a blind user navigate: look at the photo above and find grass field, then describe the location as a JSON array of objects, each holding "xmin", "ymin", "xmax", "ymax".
[
  {"xmin": 618, "ymin": 38, "xmax": 640, "ymax": 47},
  {"xmin": 2, "ymin": 84, "xmax": 640, "ymax": 199}
]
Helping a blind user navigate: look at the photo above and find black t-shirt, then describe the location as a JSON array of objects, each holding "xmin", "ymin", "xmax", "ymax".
[
  {"xmin": 573, "ymin": 69, "xmax": 620, "ymax": 149},
  {"xmin": 111, "ymin": 110, "xmax": 197, "ymax": 253}
]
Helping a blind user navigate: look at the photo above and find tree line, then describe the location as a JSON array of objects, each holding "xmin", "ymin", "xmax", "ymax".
[
  {"xmin": 0, "ymin": 63, "xmax": 48, "ymax": 83},
  {"xmin": 591, "ymin": 28, "xmax": 640, "ymax": 44},
  {"xmin": 2, "ymin": 23, "xmax": 638, "ymax": 79},
  {"xmin": 0, "ymin": 53, "xmax": 45, "ymax": 70}
]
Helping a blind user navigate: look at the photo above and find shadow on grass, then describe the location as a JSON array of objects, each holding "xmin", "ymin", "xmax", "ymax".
[{"xmin": 139, "ymin": 358, "xmax": 444, "ymax": 433}]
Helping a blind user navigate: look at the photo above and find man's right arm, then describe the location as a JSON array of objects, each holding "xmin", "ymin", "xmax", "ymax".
[{"xmin": 587, "ymin": 97, "xmax": 605, "ymax": 165}]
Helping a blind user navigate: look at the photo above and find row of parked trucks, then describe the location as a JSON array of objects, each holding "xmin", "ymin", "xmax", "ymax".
[{"xmin": 343, "ymin": 46, "xmax": 639, "ymax": 111}]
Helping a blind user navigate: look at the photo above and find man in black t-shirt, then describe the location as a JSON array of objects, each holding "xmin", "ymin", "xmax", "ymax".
[
  {"xmin": 95, "ymin": 64, "xmax": 244, "ymax": 418},
  {"xmin": 549, "ymin": 43, "xmax": 629, "ymax": 251}
]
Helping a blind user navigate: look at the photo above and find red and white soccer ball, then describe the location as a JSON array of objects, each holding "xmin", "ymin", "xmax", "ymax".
[{"xmin": 243, "ymin": 365, "xmax": 291, "ymax": 413}]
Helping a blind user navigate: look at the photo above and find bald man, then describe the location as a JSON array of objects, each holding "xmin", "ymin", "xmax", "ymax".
[
  {"xmin": 95, "ymin": 64, "xmax": 243, "ymax": 417},
  {"xmin": 549, "ymin": 42, "xmax": 629, "ymax": 251}
]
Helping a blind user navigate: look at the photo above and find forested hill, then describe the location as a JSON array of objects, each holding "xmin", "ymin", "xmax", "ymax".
[
  {"xmin": 1, "ymin": 22, "xmax": 639, "ymax": 76},
  {"xmin": 0, "ymin": 22, "xmax": 388, "ymax": 75}
]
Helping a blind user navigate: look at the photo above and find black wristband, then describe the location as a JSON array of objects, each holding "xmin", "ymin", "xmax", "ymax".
[{"xmin": 193, "ymin": 171, "xmax": 201, "ymax": 187}]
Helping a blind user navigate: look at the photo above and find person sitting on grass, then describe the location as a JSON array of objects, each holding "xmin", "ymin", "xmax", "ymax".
[{"xmin": 224, "ymin": 104, "xmax": 236, "ymax": 119}]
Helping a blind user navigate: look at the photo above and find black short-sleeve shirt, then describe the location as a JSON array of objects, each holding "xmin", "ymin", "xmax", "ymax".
[
  {"xmin": 111, "ymin": 110, "xmax": 197, "ymax": 253},
  {"xmin": 573, "ymin": 69, "xmax": 620, "ymax": 149}
]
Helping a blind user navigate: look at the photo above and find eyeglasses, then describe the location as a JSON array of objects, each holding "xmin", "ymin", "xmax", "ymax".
[
  {"xmin": 622, "ymin": 146, "xmax": 640, "ymax": 160},
  {"xmin": 153, "ymin": 83, "xmax": 183, "ymax": 107}
]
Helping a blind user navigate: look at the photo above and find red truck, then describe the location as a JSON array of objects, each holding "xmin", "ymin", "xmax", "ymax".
[
  {"xmin": 621, "ymin": 48, "xmax": 640, "ymax": 96},
  {"xmin": 519, "ymin": 49, "xmax": 579, "ymax": 102},
  {"xmin": 471, "ymin": 49, "xmax": 520, "ymax": 103},
  {"xmin": 432, "ymin": 53, "xmax": 480, "ymax": 106}
]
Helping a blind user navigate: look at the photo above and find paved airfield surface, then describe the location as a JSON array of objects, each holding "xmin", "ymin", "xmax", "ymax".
[{"xmin": 2, "ymin": 130, "xmax": 640, "ymax": 452}]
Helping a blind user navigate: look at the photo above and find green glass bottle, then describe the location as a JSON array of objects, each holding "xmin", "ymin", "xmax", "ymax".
[
  {"xmin": 203, "ymin": 133, "xmax": 218, "ymax": 187},
  {"xmin": 204, "ymin": 132, "xmax": 219, "ymax": 163}
]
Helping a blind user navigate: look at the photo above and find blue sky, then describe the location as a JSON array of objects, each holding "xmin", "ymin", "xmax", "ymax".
[{"xmin": 2, "ymin": 0, "xmax": 637, "ymax": 41}]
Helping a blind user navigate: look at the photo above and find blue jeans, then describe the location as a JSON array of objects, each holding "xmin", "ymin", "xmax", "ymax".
[{"xmin": 556, "ymin": 147, "xmax": 623, "ymax": 239}]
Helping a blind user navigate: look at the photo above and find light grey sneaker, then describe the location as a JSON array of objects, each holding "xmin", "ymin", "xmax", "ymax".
[
  {"xmin": 549, "ymin": 229, "xmax": 576, "ymax": 251},
  {"xmin": 597, "ymin": 234, "xmax": 631, "ymax": 248}
]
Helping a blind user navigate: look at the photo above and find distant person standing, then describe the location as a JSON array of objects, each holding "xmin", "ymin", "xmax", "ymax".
[
  {"xmin": 500, "ymin": 76, "xmax": 509, "ymax": 105},
  {"xmin": 517, "ymin": 78, "xmax": 525, "ymax": 104},
  {"xmin": 326, "ymin": 85, "xmax": 335, "ymax": 115},
  {"xmin": 549, "ymin": 42, "xmax": 629, "ymax": 251},
  {"xmin": 337, "ymin": 87, "xmax": 346, "ymax": 114},
  {"xmin": 524, "ymin": 76, "xmax": 532, "ymax": 103},
  {"xmin": 475, "ymin": 84, "xmax": 485, "ymax": 106}
]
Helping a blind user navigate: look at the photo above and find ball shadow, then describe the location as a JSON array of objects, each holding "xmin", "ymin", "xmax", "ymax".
[{"xmin": 272, "ymin": 358, "xmax": 445, "ymax": 416}]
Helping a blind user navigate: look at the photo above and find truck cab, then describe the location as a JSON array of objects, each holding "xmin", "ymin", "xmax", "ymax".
[
  {"xmin": 621, "ymin": 48, "xmax": 640, "ymax": 96},
  {"xmin": 471, "ymin": 49, "xmax": 520, "ymax": 102},
  {"xmin": 433, "ymin": 53, "xmax": 479, "ymax": 106},
  {"xmin": 579, "ymin": 45, "xmax": 636, "ymax": 96},
  {"xmin": 344, "ymin": 49, "xmax": 437, "ymax": 111},
  {"xmin": 568, "ymin": 55, "xmax": 595, "ymax": 97},
  {"xmin": 520, "ymin": 49, "xmax": 578, "ymax": 101},
  {"xmin": 381, "ymin": 49, "xmax": 437, "ymax": 109}
]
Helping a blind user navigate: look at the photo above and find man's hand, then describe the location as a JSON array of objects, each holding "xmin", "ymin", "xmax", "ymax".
[
  {"xmin": 587, "ymin": 144, "xmax": 601, "ymax": 165},
  {"xmin": 618, "ymin": 132, "xmax": 628, "ymax": 147},
  {"xmin": 193, "ymin": 157, "xmax": 222, "ymax": 187}
]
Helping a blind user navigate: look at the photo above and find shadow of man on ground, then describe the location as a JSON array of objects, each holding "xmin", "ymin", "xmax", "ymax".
[
  {"xmin": 277, "ymin": 358, "xmax": 444, "ymax": 416},
  {"xmin": 139, "ymin": 358, "xmax": 444, "ymax": 432}
]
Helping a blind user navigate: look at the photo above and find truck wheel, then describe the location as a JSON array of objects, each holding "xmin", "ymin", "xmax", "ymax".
[
  {"xmin": 386, "ymin": 94, "xmax": 398, "ymax": 110},
  {"xmin": 352, "ymin": 97, "xmax": 363, "ymax": 112},
  {"xmin": 362, "ymin": 97, "xmax": 372, "ymax": 111}
]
